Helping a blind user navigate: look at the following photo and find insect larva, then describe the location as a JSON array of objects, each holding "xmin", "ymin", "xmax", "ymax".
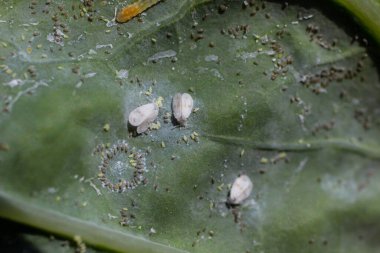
[
  {"xmin": 129, "ymin": 103, "xmax": 159, "ymax": 133},
  {"xmin": 228, "ymin": 175, "xmax": 253, "ymax": 205},
  {"xmin": 116, "ymin": 0, "xmax": 162, "ymax": 23},
  {"xmin": 172, "ymin": 93, "xmax": 193, "ymax": 126}
]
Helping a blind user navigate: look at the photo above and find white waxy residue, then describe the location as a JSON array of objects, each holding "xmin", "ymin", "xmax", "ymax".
[
  {"xmin": 321, "ymin": 173, "xmax": 359, "ymax": 203},
  {"xmin": 148, "ymin": 50, "xmax": 177, "ymax": 62},
  {"xmin": 210, "ymin": 69, "xmax": 224, "ymax": 80},
  {"xmin": 205, "ymin": 54, "xmax": 219, "ymax": 62},
  {"xmin": 84, "ymin": 72, "xmax": 96, "ymax": 78},
  {"xmin": 47, "ymin": 31, "xmax": 64, "ymax": 46},
  {"xmin": 96, "ymin": 44, "xmax": 113, "ymax": 49},
  {"xmin": 238, "ymin": 50, "xmax": 276, "ymax": 61},
  {"xmin": 116, "ymin": 69, "xmax": 129, "ymax": 79},
  {"xmin": 88, "ymin": 49, "xmax": 97, "ymax": 55},
  {"xmin": 5, "ymin": 79, "xmax": 24, "ymax": 88},
  {"xmin": 106, "ymin": 20, "xmax": 117, "ymax": 27}
]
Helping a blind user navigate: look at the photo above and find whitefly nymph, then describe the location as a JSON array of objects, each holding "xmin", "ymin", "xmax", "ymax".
[
  {"xmin": 129, "ymin": 103, "xmax": 159, "ymax": 134},
  {"xmin": 228, "ymin": 174, "xmax": 253, "ymax": 205},
  {"xmin": 172, "ymin": 93, "xmax": 193, "ymax": 126}
]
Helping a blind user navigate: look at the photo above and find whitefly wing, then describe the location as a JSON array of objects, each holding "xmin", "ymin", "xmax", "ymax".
[
  {"xmin": 145, "ymin": 103, "xmax": 159, "ymax": 122},
  {"xmin": 136, "ymin": 121, "xmax": 150, "ymax": 134},
  {"xmin": 180, "ymin": 93, "xmax": 193, "ymax": 119},
  {"xmin": 229, "ymin": 175, "xmax": 253, "ymax": 205},
  {"xmin": 129, "ymin": 103, "xmax": 158, "ymax": 127},
  {"xmin": 172, "ymin": 93, "xmax": 183, "ymax": 121}
]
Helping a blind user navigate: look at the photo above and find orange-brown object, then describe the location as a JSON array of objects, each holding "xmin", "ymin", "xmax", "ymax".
[
  {"xmin": 116, "ymin": 0, "xmax": 161, "ymax": 23},
  {"xmin": 116, "ymin": 3, "xmax": 140, "ymax": 23}
]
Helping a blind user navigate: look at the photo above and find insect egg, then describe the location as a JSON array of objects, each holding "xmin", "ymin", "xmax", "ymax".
[
  {"xmin": 129, "ymin": 103, "xmax": 159, "ymax": 134},
  {"xmin": 172, "ymin": 93, "xmax": 194, "ymax": 126},
  {"xmin": 228, "ymin": 174, "xmax": 253, "ymax": 205}
]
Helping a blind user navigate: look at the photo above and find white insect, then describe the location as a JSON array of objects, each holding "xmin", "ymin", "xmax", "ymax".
[
  {"xmin": 228, "ymin": 174, "xmax": 253, "ymax": 205},
  {"xmin": 128, "ymin": 103, "xmax": 159, "ymax": 134},
  {"xmin": 172, "ymin": 93, "xmax": 193, "ymax": 126}
]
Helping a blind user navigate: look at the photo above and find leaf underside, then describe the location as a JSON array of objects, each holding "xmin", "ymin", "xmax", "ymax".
[{"xmin": 0, "ymin": 0, "xmax": 380, "ymax": 253}]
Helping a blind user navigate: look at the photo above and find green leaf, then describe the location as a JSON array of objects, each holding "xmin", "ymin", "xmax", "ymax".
[
  {"xmin": 332, "ymin": 0, "xmax": 380, "ymax": 45},
  {"xmin": 1, "ymin": 0, "xmax": 380, "ymax": 253},
  {"xmin": 0, "ymin": 218, "xmax": 108, "ymax": 253}
]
